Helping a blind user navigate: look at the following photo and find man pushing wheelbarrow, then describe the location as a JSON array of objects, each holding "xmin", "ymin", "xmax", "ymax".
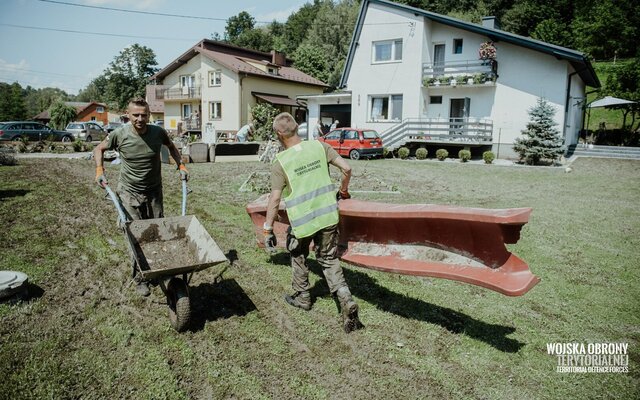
[{"xmin": 93, "ymin": 97, "xmax": 188, "ymax": 296}]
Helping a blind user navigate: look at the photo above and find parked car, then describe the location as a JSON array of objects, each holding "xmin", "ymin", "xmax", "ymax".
[
  {"xmin": 65, "ymin": 121, "xmax": 107, "ymax": 142},
  {"xmin": 104, "ymin": 122, "xmax": 123, "ymax": 133},
  {"xmin": 0, "ymin": 121, "xmax": 74, "ymax": 142},
  {"xmin": 319, "ymin": 128, "xmax": 384, "ymax": 160}
]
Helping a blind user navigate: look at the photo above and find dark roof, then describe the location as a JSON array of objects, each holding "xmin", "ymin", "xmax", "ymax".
[
  {"xmin": 340, "ymin": 0, "xmax": 600, "ymax": 87},
  {"xmin": 153, "ymin": 39, "xmax": 328, "ymax": 87}
]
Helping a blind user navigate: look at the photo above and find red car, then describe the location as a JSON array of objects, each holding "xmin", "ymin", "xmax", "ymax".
[{"xmin": 320, "ymin": 128, "xmax": 383, "ymax": 160}]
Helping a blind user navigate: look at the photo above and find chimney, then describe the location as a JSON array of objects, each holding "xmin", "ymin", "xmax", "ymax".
[
  {"xmin": 271, "ymin": 50, "xmax": 286, "ymax": 67},
  {"xmin": 482, "ymin": 16, "xmax": 500, "ymax": 30}
]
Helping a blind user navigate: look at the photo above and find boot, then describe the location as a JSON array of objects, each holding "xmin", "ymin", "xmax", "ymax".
[
  {"xmin": 284, "ymin": 291, "xmax": 311, "ymax": 311},
  {"xmin": 336, "ymin": 286, "xmax": 364, "ymax": 333}
]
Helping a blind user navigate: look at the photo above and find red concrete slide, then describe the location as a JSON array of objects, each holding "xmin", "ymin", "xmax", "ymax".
[{"xmin": 246, "ymin": 194, "xmax": 539, "ymax": 296}]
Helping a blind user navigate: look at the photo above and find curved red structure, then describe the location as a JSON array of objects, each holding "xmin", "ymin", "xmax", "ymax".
[{"xmin": 246, "ymin": 194, "xmax": 539, "ymax": 296}]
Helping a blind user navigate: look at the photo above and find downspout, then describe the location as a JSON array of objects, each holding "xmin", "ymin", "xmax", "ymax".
[
  {"xmin": 239, "ymin": 73, "xmax": 247, "ymax": 128},
  {"xmin": 563, "ymin": 70, "xmax": 579, "ymax": 145}
]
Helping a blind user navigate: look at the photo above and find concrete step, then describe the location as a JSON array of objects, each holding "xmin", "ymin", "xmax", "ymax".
[{"xmin": 567, "ymin": 145, "xmax": 640, "ymax": 159}]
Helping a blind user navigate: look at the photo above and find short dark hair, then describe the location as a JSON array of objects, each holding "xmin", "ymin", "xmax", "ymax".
[{"xmin": 129, "ymin": 97, "xmax": 149, "ymax": 108}]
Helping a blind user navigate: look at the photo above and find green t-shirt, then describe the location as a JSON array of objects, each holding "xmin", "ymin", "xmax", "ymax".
[{"xmin": 106, "ymin": 124, "xmax": 170, "ymax": 193}]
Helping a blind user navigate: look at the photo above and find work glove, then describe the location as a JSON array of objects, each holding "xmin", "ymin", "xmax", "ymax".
[
  {"xmin": 286, "ymin": 226, "xmax": 299, "ymax": 252},
  {"xmin": 264, "ymin": 226, "xmax": 277, "ymax": 253},
  {"xmin": 95, "ymin": 166, "xmax": 108, "ymax": 188},
  {"xmin": 178, "ymin": 164, "xmax": 189, "ymax": 181},
  {"xmin": 336, "ymin": 189, "xmax": 351, "ymax": 201}
]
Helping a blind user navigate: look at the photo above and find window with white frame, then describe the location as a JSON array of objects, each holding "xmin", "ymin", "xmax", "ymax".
[
  {"xmin": 208, "ymin": 70, "xmax": 221, "ymax": 86},
  {"xmin": 369, "ymin": 94, "xmax": 403, "ymax": 121},
  {"xmin": 209, "ymin": 101, "xmax": 222, "ymax": 119},
  {"xmin": 372, "ymin": 39, "xmax": 403, "ymax": 63},
  {"xmin": 96, "ymin": 106, "xmax": 104, "ymax": 113},
  {"xmin": 180, "ymin": 75, "xmax": 195, "ymax": 87}
]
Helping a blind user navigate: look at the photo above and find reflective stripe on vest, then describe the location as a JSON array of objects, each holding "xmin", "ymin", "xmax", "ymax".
[{"xmin": 276, "ymin": 140, "xmax": 339, "ymax": 238}]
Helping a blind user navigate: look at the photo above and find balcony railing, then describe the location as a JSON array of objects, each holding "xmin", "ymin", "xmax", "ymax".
[
  {"xmin": 381, "ymin": 118, "xmax": 493, "ymax": 150},
  {"xmin": 156, "ymin": 86, "xmax": 202, "ymax": 100},
  {"xmin": 422, "ymin": 59, "xmax": 498, "ymax": 86}
]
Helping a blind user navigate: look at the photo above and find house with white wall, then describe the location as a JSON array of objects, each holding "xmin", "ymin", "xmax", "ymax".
[
  {"xmin": 312, "ymin": 0, "xmax": 600, "ymax": 157},
  {"xmin": 148, "ymin": 39, "xmax": 328, "ymax": 136}
]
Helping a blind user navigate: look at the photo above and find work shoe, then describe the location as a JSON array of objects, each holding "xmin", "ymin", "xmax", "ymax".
[
  {"xmin": 284, "ymin": 291, "xmax": 311, "ymax": 311},
  {"xmin": 336, "ymin": 287, "xmax": 364, "ymax": 333},
  {"xmin": 135, "ymin": 282, "xmax": 151, "ymax": 297}
]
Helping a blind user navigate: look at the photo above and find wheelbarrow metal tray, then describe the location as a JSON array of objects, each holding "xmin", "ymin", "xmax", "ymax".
[{"xmin": 127, "ymin": 215, "xmax": 227, "ymax": 280}]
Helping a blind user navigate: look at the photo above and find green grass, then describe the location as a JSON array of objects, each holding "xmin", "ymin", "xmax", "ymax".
[{"xmin": 1, "ymin": 157, "xmax": 638, "ymax": 399}]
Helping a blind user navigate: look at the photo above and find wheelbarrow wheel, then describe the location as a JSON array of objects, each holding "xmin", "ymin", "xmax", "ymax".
[{"xmin": 167, "ymin": 277, "xmax": 190, "ymax": 332}]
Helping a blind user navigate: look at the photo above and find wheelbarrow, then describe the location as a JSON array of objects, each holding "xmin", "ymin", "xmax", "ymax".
[{"xmin": 103, "ymin": 177, "xmax": 228, "ymax": 332}]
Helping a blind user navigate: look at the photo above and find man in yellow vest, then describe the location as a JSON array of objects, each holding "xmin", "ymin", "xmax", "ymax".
[{"xmin": 264, "ymin": 112, "xmax": 364, "ymax": 333}]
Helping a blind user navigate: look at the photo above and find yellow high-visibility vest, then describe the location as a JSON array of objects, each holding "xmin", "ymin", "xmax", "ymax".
[{"xmin": 276, "ymin": 140, "xmax": 338, "ymax": 238}]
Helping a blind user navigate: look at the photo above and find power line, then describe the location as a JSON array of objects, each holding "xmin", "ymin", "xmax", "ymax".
[
  {"xmin": 35, "ymin": 0, "xmax": 407, "ymax": 26},
  {"xmin": 0, "ymin": 23, "xmax": 196, "ymax": 41},
  {"xmin": 0, "ymin": 66, "xmax": 85, "ymax": 78},
  {"xmin": 37, "ymin": 0, "xmax": 239, "ymax": 22}
]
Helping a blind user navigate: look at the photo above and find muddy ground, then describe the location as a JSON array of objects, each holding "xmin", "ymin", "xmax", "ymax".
[{"xmin": 1, "ymin": 157, "xmax": 638, "ymax": 399}]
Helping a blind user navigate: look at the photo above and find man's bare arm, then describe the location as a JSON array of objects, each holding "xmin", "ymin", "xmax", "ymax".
[
  {"xmin": 330, "ymin": 157, "xmax": 352, "ymax": 193},
  {"xmin": 265, "ymin": 189, "xmax": 283, "ymax": 229}
]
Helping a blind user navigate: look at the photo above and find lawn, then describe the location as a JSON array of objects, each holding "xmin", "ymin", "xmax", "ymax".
[{"xmin": 1, "ymin": 157, "xmax": 638, "ymax": 399}]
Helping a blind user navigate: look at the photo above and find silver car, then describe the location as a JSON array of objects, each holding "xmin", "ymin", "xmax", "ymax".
[{"xmin": 65, "ymin": 121, "xmax": 107, "ymax": 142}]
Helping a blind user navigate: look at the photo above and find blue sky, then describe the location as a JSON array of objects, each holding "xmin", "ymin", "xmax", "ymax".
[{"xmin": 0, "ymin": 0, "xmax": 309, "ymax": 94}]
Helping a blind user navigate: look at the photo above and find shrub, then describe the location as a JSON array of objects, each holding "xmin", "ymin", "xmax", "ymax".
[
  {"xmin": 383, "ymin": 147, "xmax": 390, "ymax": 158},
  {"xmin": 251, "ymin": 102, "xmax": 279, "ymax": 141},
  {"xmin": 458, "ymin": 149, "xmax": 471, "ymax": 162},
  {"xmin": 0, "ymin": 151, "xmax": 17, "ymax": 166},
  {"xmin": 483, "ymin": 150, "xmax": 495, "ymax": 164},
  {"xmin": 398, "ymin": 147, "xmax": 410, "ymax": 159},
  {"xmin": 72, "ymin": 139, "xmax": 83, "ymax": 152},
  {"xmin": 415, "ymin": 147, "xmax": 428, "ymax": 160},
  {"xmin": 436, "ymin": 148, "xmax": 448, "ymax": 161}
]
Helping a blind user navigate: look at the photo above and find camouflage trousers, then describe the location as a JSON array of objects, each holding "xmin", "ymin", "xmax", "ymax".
[
  {"xmin": 117, "ymin": 185, "xmax": 164, "ymax": 220},
  {"xmin": 288, "ymin": 224, "xmax": 348, "ymax": 294}
]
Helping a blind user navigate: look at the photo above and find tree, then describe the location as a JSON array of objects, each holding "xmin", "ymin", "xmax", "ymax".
[
  {"xmin": 513, "ymin": 97, "xmax": 564, "ymax": 165},
  {"xmin": 225, "ymin": 11, "xmax": 255, "ymax": 42},
  {"xmin": 281, "ymin": 0, "xmax": 322, "ymax": 54},
  {"xmin": 293, "ymin": 43, "xmax": 331, "ymax": 83},
  {"xmin": 49, "ymin": 101, "xmax": 77, "ymax": 130},
  {"xmin": 101, "ymin": 44, "xmax": 159, "ymax": 110},
  {"xmin": 571, "ymin": 0, "xmax": 638, "ymax": 59},
  {"xmin": 75, "ymin": 75, "xmax": 107, "ymax": 103},
  {"xmin": 24, "ymin": 86, "xmax": 70, "ymax": 118},
  {"xmin": 233, "ymin": 27, "xmax": 274, "ymax": 52},
  {"xmin": 531, "ymin": 19, "xmax": 573, "ymax": 48},
  {"xmin": 302, "ymin": 0, "xmax": 359, "ymax": 87},
  {"xmin": 0, "ymin": 82, "xmax": 27, "ymax": 121}
]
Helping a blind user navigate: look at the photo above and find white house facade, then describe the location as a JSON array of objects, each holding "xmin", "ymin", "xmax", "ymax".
[
  {"xmin": 148, "ymin": 40, "xmax": 328, "ymax": 136},
  {"xmin": 338, "ymin": 0, "xmax": 599, "ymax": 157}
]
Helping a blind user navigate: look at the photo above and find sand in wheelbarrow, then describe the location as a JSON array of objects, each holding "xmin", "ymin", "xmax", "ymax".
[{"xmin": 141, "ymin": 238, "xmax": 201, "ymax": 271}]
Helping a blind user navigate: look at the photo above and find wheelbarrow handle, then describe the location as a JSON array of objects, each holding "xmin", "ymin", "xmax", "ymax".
[
  {"xmin": 103, "ymin": 184, "xmax": 129, "ymax": 226},
  {"xmin": 181, "ymin": 179, "xmax": 188, "ymax": 217}
]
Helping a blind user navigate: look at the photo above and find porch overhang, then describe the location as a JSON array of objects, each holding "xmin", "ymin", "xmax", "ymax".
[{"xmin": 253, "ymin": 92, "xmax": 301, "ymax": 107}]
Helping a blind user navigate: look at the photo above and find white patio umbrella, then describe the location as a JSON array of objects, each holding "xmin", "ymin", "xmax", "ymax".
[
  {"xmin": 585, "ymin": 96, "xmax": 637, "ymax": 132},
  {"xmin": 588, "ymin": 96, "xmax": 636, "ymax": 108}
]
